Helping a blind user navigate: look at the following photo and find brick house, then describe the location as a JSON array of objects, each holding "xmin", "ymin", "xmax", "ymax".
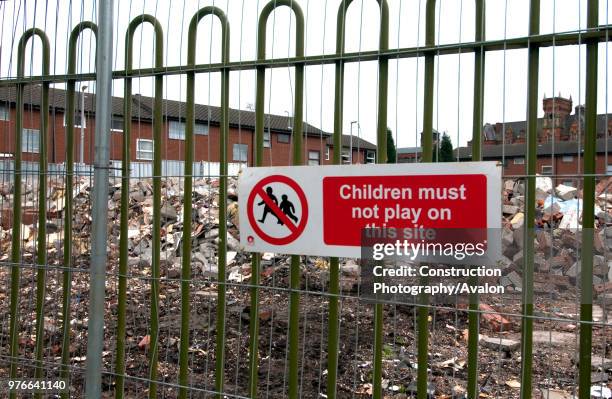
[
  {"xmin": 456, "ymin": 95, "xmax": 612, "ymax": 184},
  {"xmin": 0, "ymin": 85, "xmax": 375, "ymax": 169}
]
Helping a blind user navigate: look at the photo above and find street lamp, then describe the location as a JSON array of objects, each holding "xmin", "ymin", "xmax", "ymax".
[
  {"xmin": 350, "ymin": 121, "xmax": 358, "ymax": 164},
  {"xmin": 80, "ymin": 85, "xmax": 88, "ymax": 166},
  {"xmin": 284, "ymin": 110, "xmax": 292, "ymax": 130}
]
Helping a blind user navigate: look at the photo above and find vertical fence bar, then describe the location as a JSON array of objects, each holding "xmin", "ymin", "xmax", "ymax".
[
  {"xmin": 579, "ymin": 0, "xmax": 598, "ymax": 396},
  {"xmin": 467, "ymin": 2, "xmax": 484, "ymax": 398},
  {"xmin": 8, "ymin": 29, "xmax": 50, "ymax": 399},
  {"xmin": 115, "ymin": 15, "xmax": 164, "ymax": 399},
  {"xmin": 62, "ymin": 24, "xmax": 97, "ymax": 399},
  {"xmin": 519, "ymin": 1, "xmax": 539, "ymax": 398},
  {"xmin": 249, "ymin": 23, "xmax": 265, "ymax": 399},
  {"xmin": 372, "ymin": 2, "xmax": 389, "ymax": 399},
  {"xmin": 84, "ymin": 0, "xmax": 113, "ymax": 396},
  {"xmin": 251, "ymin": 3, "xmax": 305, "ymax": 397},
  {"xmin": 31, "ymin": 30, "xmax": 50, "ymax": 398},
  {"xmin": 114, "ymin": 20, "xmax": 133, "ymax": 397},
  {"xmin": 328, "ymin": 3, "xmax": 388, "ymax": 397},
  {"xmin": 417, "ymin": 2, "xmax": 436, "ymax": 398},
  {"xmin": 180, "ymin": 8, "xmax": 230, "ymax": 399},
  {"xmin": 327, "ymin": 3, "xmax": 347, "ymax": 397}
]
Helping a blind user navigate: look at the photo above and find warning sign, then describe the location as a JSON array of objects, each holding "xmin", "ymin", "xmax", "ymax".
[
  {"xmin": 246, "ymin": 175, "xmax": 308, "ymax": 245},
  {"xmin": 238, "ymin": 162, "xmax": 501, "ymax": 259}
]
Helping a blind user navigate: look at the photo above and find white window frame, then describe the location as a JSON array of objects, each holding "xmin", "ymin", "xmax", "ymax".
[
  {"xmin": 541, "ymin": 165, "xmax": 553, "ymax": 175},
  {"xmin": 233, "ymin": 143, "xmax": 248, "ymax": 162},
  {"xmin": 63, "ymin": 112, "xmax": 86, "ymax": 128},
  {"xmin": 308, "ymin": 150, "xmax": 320, "ymax": 166},
  {"xmin": 169, "ymin": 120, "xmax": 186, "ymax": 140},
  {"xmin": 277, "ymin": 133, "xmax": 290, "ymax": 143},
  {"xmin": 561, "ymin": 155, "xmax": 573, "ymax": 163},
  {"xmin": 136, "ymin": 139, "xmax": 154, "ymax": 160},
  {"xmin": 110, "ymin": 116, "xmax": 124, "ymax": 132},
  {"xmin": 194, "ymin": 123, "xmax": 209, "ymax": 136},
  {"xmin": 341, "ymin": 149, "xmax": 350, "ymax": 164},
  {"xmin": 22, "ymin": 128, "xmax": 40, "ymax": 153},
  {"xmin": 365, "ymin": 150, "xmax": 375, "ymax": 164},
  {"xmin": 513, "ymin": 157, "xmax": 525, "ymax": 165},
  {"xmin": 325, "ymin": 146, "xmax": 330, "ymax": 160},
  {"xmin": 264, "ymin": 130, "xmax": 271, "ymax": 148},
  {"xmin": 0, "ymin": 104, "xmax": 9, "ymax": 121}
]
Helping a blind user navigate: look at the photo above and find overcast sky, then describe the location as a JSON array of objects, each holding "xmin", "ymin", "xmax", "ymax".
[{"xmin": 1, "ymin": 0, "xmax": 611, "ymax": 150}]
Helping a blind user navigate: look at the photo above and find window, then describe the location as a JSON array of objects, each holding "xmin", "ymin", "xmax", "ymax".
[
  {"xmin": 136, "ymin": 139, "xmax": 154, "ymax": 160},
  {"xmin": 513, "ymin": 157, "xmax": 525, "ymax": 165},
  {"xmin": 169, "ymin": 120, "xmax": 209, "ymax": 139},
  {"xmin": 169, "ymin": 120, "xmax": 185, "ymax": 140},
  {"xmin": 542, "ymin": 165, "xmax": 553, "ymax": 175},
  {"xmin": 264, "ymin": 131, "xmax": 271, "ymax": 148},
  {"xmin": 341, "ymin": 149, "xmax": 350, "ymax": 164},
  {"xmin": 0, "ymin": 104, "xmax": 9, "ymax": 121},
  {"xmin": 562, "ymin": 180, "xmax": 575, "ymax": 187},
  {"xmin": 233, "ymin": 143, "xmax": 248, "ymax": 162},
  {"xmin": 63, "ymin": 112, "xmax": 86, "ymax": 128},
  {"xmin": 562, "ymin": 155, "xmax": 573, "ymax": 162},
  {"xmin": 194, "ymin": 123, "xmax": 209, "ymax": 135},
  {"xmin": 325, "ymin": 146, "xmax": 330, "ymax": 160},
  {"xmin": 111, "ymin": 116, "xmax": 124, "ymax": 132},
  {"xmin": 277, "ymin": 133, "xmax": 290, "ymax": 143},
  {"xmin": 365, "ymin": 151, "xmax": 375, "ymax": 164},
  {"xmin": 22, "ymin": 128, "xmax": 40, "ymax": 153},
  {"xmin": 308, "ymin": 151, "xmax": 320, "ymax": 166}
]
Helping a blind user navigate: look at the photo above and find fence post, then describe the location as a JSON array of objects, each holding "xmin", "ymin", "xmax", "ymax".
[
  {"xmin": 62, "ymin": 23, "xmax": 98, "ymax": 398},
  {"xmin": 84, "ymin": 0, "xmax": 113, "ymax": 397},
  {"xmin": 250, "ymin": 3, "xmax": 305, "ymax": 397},
  {"xmin": 178, "ymin": 7, "xmax": 230, "ymax": 399},
  {"xmin": 519, "ymin": 1, "xmax": 540, "ymax": 398},
  {"xmin": 417, "ymin": 2, "xmax": 436, "ymax": 398},
  {"xmin": 9, "ymin": 28, "xmax": 50, "ymax": 399},
  {"xmin": 467, "ymin": 1, "xmax": 485, "ymax": 398},
  {"xmin": 579, "ymin": 0, "xmax": 599, "ymax": 396}
]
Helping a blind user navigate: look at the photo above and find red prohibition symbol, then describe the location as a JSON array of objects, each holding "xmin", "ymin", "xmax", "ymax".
[{"xmin": 247, "ymin": 174, "xmax": 309, "ymax": 245}]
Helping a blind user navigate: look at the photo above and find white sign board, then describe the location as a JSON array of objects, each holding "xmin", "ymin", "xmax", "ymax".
[{"xmin": 238, "ymin": 162, "xmax": 502, "ymax": 259}]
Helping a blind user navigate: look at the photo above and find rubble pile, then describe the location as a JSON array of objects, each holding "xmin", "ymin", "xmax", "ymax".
[{"xmin": 500, "ymin": 175, "xmax": 612, "ymax": 302}]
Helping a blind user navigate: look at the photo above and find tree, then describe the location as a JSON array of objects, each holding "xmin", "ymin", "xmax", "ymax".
[
  {"xmin": 439, "ymin": 133, "xmax": 454, "ymax": 162},
  {"xmin": 386, "ymin": 128, "xmax": 397, "ymax": 163},
  {"xmin": 433, "ymin": 132, "xmax": 454, "ymax": 162}
]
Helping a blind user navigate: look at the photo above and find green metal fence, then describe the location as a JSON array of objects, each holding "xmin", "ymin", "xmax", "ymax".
[{"xmin": 0, "ymin": 0, "xmax": 611, "ymax": 398}]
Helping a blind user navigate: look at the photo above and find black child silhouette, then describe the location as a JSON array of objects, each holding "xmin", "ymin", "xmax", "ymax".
[
  {"xmin": 279, "ymin": 194, "xmax": 298, "ymax": 224},
  {"xmin": 257, "ymin": 186, "xmax": 282, "ymax": 224}
]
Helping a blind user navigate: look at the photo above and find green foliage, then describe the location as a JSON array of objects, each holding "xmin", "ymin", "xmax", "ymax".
[
  {"xmin": 433, "ymin": 132, "xmax": 454, "ymax": 162},
  {"xmin": 439, "ymin": 133, "xmax": 454, "ymax": 162},
  {"xmin": 386, "ymin": 128, "xmax": 397, "ymax": 163}
]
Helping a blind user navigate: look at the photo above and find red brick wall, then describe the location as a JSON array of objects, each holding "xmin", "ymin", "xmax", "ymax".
[
  {"xmin": 501, "ymin": 154, "xmax": 610, "ymax": 185},
  {"xmin": 0, "ymin": 107, "xmax": 372, "ymax": 167}
]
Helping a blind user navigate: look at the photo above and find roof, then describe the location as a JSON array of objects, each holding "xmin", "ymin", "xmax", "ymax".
[
  {"xmin": 0, "ymin": 85, "xmax": 329, "ymax": 137},
  {"xmin": 482, "ymin": 113, "xmax": 612, "ymax": 142},
  {"xmin": 455, "ymin": 138, "xmax": 612, "ymax": 159},
  {"xmin": 326, "ymin": 134, "xmax": 377, "ymax": 150},
  {"xmin": 397, "ymin": 146, "xmax": 422, "ymax": 154}
]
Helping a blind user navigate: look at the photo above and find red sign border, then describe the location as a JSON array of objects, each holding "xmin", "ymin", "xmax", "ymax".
[{"xmin": 247, "ymin": 174, "xmax": 309, "ymax": 246}]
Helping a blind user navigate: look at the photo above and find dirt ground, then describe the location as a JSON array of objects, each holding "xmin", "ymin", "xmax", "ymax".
[{"xmin": 0, "ymin": 255, "xmax": 610, "ymax": 399}]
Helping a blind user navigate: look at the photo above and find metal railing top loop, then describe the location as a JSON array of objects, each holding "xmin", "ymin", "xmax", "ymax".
[
  {"xmin": 335, "ymin": 0, "xmax": 389, "ymax": 54},
  {"xmin": 17, "ymin": 28, "xmax": 50, "ymax": 77},
  {"xmin": 125, "ymin": 14, "xmax": 164, "ymax": 71},
  {"xmin": 188, "ymin": 6, "xmax": 230, "ymax": 66},
  {"xmin": 257, "ymin": 0, "xmax": 305, "ymax": 60},
  {"xmin": 68, "ymin": 22, "xmax": 98, "ymax": 75}
]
